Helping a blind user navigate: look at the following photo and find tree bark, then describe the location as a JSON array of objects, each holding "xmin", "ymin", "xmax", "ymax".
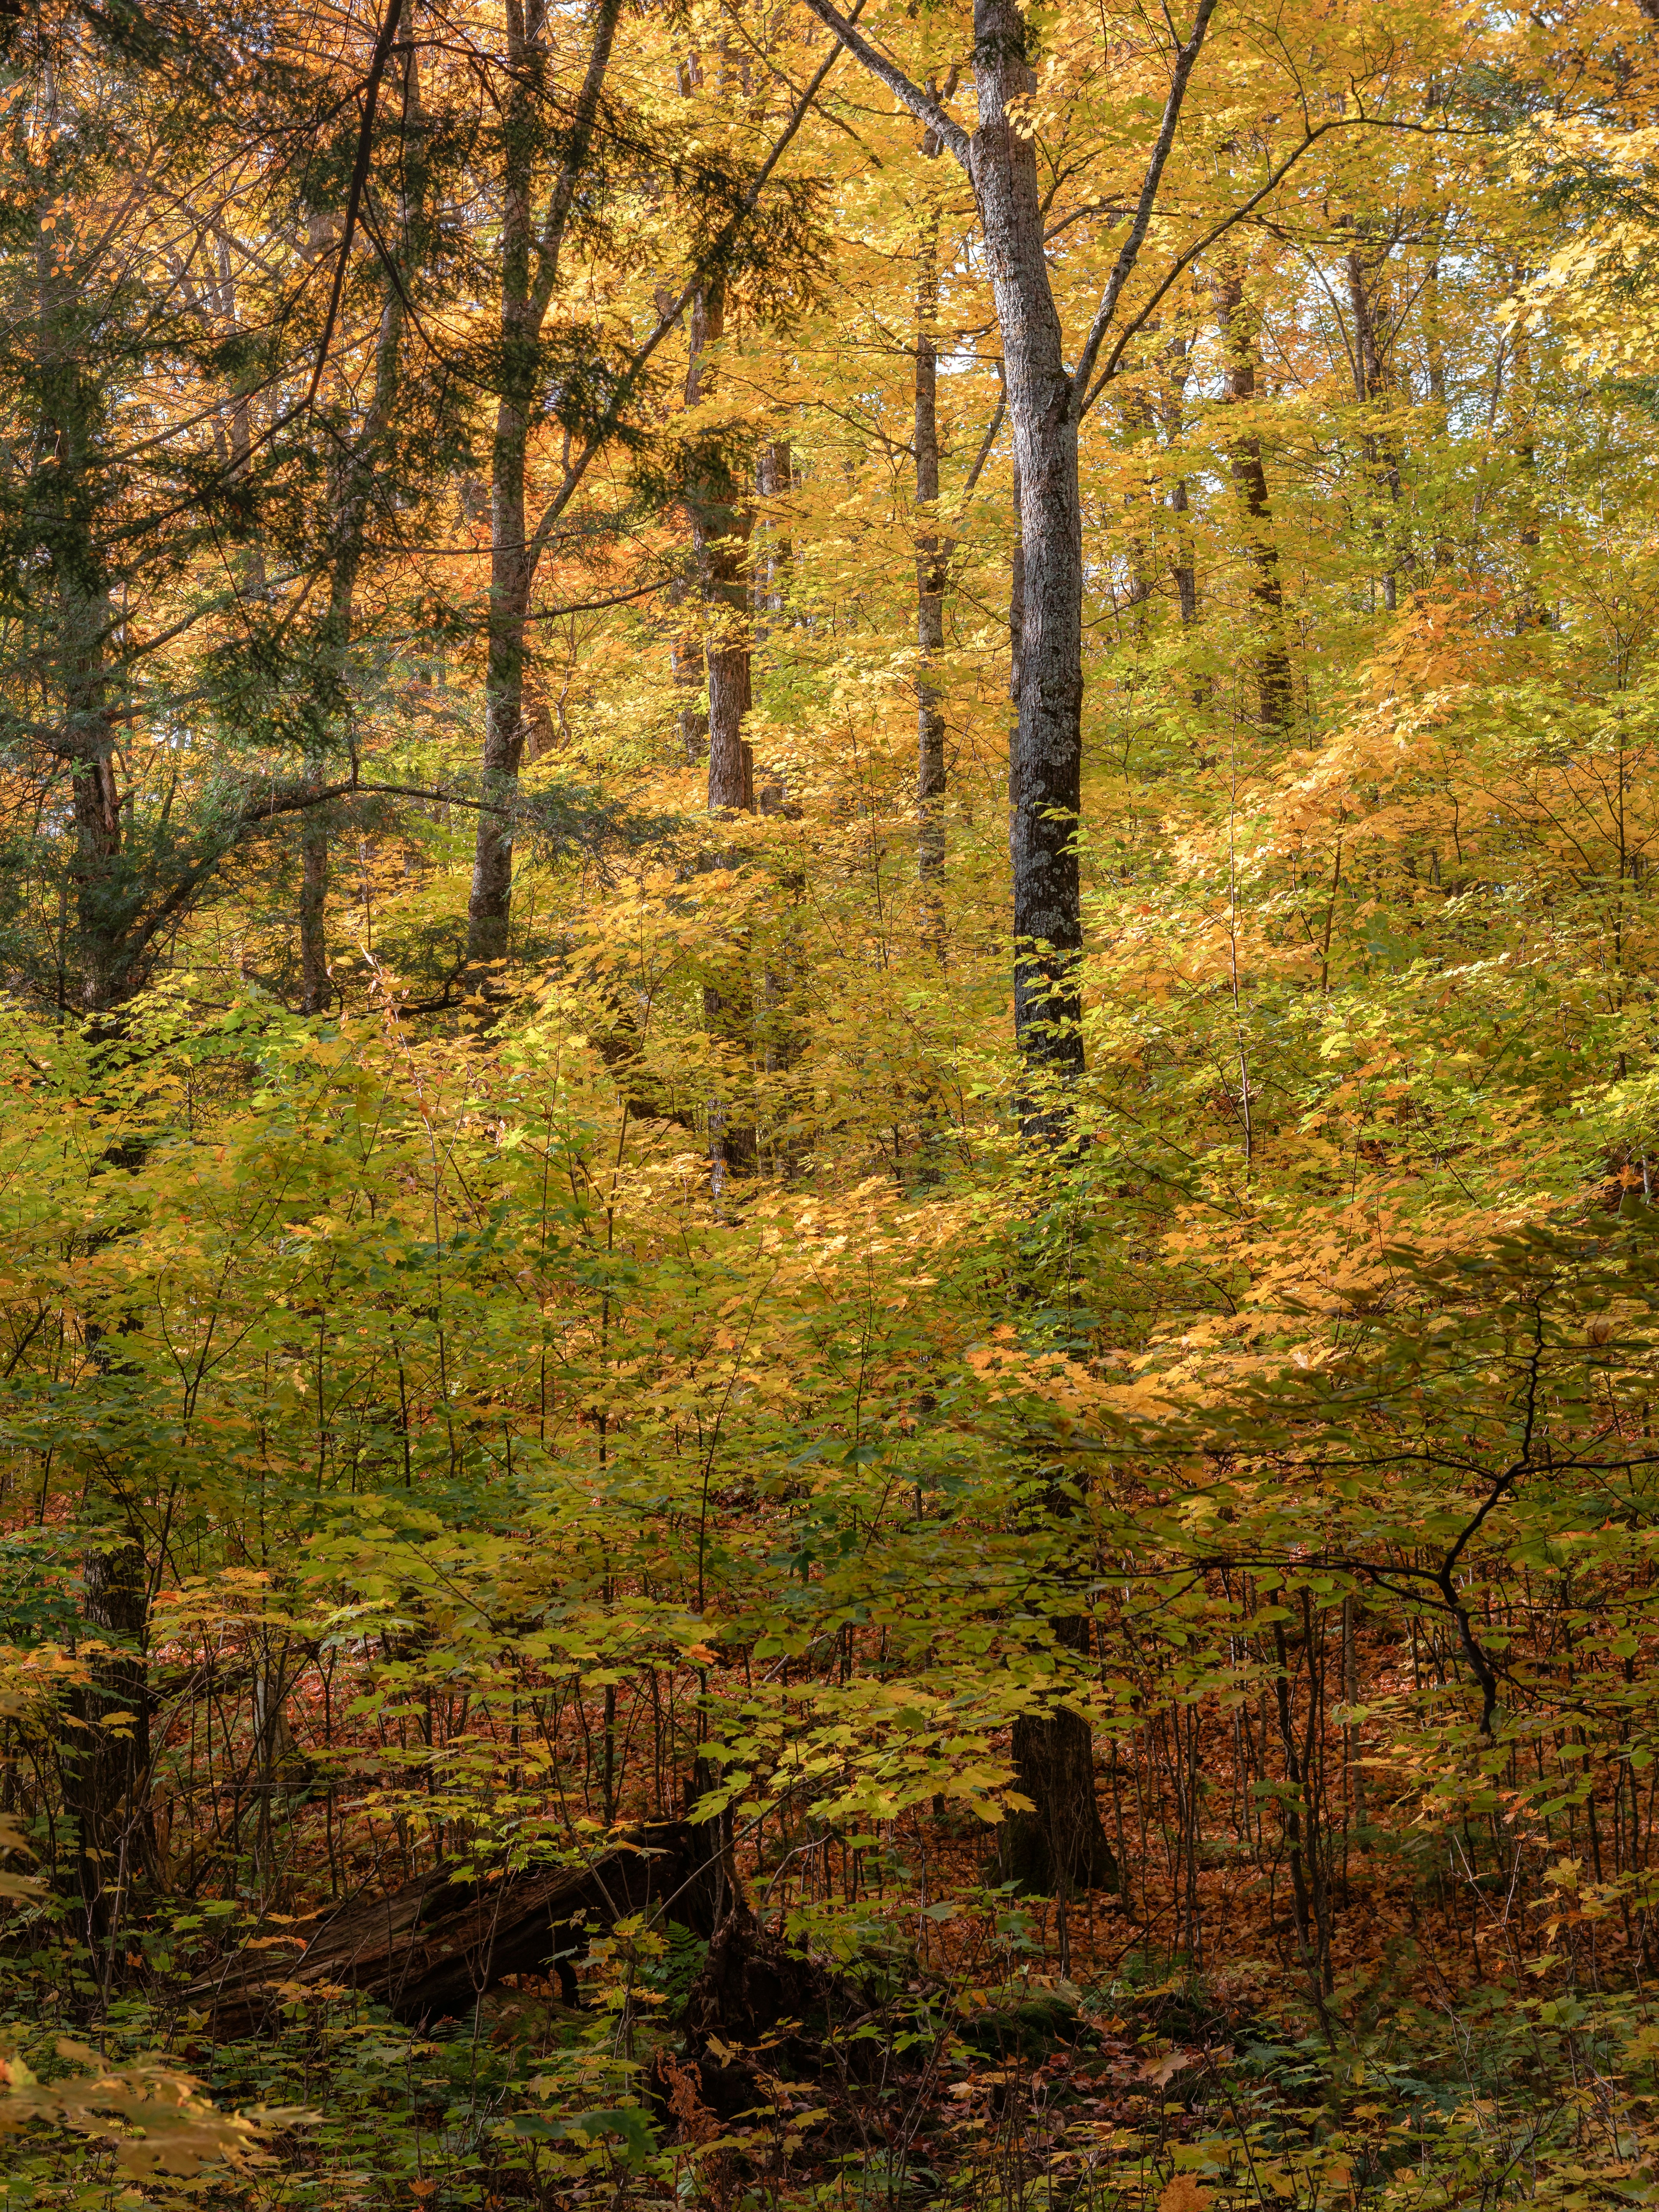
[
  {"xmin": 998, "ymin": 1616, "xmax": 1118, "ymax": 1899},
  {"xmin": 802, "ymin": 0, "xmax": 1214, "ymax": 1869},
  {"xmin": 915, "ymin": 204, "xmax": 947, "ymax": 917},
  {"xmin": 966, "ymin": 0, "xmax": 1084, "ymax": 1101},
  {"xmin": 466, "ymin": 3, "xmax": 536, "ymax": 968},
  {"xmin": 39, "ymin": 215, "xmax": 126, "ymax": 1018},
  {"xmin": 466, "ymin": 0, "xmax": 623, "ymax": 969},
  {"xmin": 684, "ymin": 284, "xmax": 757, "ymax": 1189},
  {"xmin": 304, "ymin": 32, "xmax": 421, "ymax": 1014},
  {"xmin": 1007, "ymin": 452, "xmax": 1024, "ymax": 876},
  {"xmin": 1156, "ymin": 334, "xmax": 1199, "ymax": 629},
  {"xmin": 62, "ymin": 1531, "xmax": 153, "ymax": 1947},
  {"xmin": 1211, "ymin": 262, "xmax": 1292, "ymax": 735},
  {"xmin": 686, "ymin": 286, "xmax": 756, "ymax": 816},
  {"xmin": 1344, "ymin": 227, "xmax": 1401, "ymax": 612}
]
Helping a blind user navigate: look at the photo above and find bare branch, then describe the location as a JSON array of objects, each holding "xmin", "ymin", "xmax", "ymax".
[
  {"xmin": 798, "ymin": 0, "xmax": 971, "ymax": 167},
  {"xmin": 521, "ymin": 4, "xmax": 867, "ymax": 573},
  {"xmin": 1069, "ymin": 0, "xmax": 1219, "ymax": 409},
  {"xmin": 303, "ymin": 0, "xmax": 409, "ymax": 412}
]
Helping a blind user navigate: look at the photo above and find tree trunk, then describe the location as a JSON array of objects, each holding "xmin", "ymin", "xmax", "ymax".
[
  {"xmin": 1007, "ymin": 453, "xmax": 1024, "ymax": 876},
  {"xmin": 466, "ymin": 83, "xmax": 534, "ymax": 968},
  {"xmin": 299, "ymin": 812, "xmax": 329, "ymax": 1012},
  {"xmin": 467, "ymin": 0, "xmax": 545, "ymax": 969},
  {"xmin": 968, "ymin": 0, "xmax": 1084, "ymax": 1101},
  {"xmin": 915, "ymin": 208, "xmax": 947, "ymax": 919},
  {"xmin": 62, "ymin": 1531, "xmax": 153, "ymax": 1947},
  {"xmin": 1509, "ymin": 293, "xmax": 1543, "ymax": 631},
  {"xmin": 1156, "ymin": 334, "xmax": 1200, "ymax": 630},
  {"xmin": 756, "ymin": 438, "xmax": 792, "ymax": 630},
  {"xmin": 1211, "ymin": 263, "xmax": 1292, "ymax": 735},
  {"xmin": 753, "ymin": 437, "xmax": 806, "ymax": 1171},
  {"xmin": 305, "ymin": 33, "xmax": 419, "ymax": 1013},
  {"xmin": 687, "ymin": 286, "xmax": 756, "ymax": 815},
  {"xmin": 803, "ymin": 0, "xmax": 1213, "ymax": 1875},
  {"xmin": 467, "ymin": 0, "xmax": 622, "ymax": 969},
  {"xmin": 997, "ymin": 1617, "xmax": 1118, "ymax": 1899},
  {"xmin": 39, "ymin": 267, "xmax": 128, "ymax": 1018},
  {"xmin": 1345, "ymin": 230, "xmax": 1401, "ymax": 612},
  {"xmin": 685, "ymin": 284, "xmax": 757, "ymax": 1190}
]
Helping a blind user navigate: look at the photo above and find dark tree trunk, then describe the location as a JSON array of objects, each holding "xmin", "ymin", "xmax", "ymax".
[
  {"xmin": 686, "ymin": 286, "xmax": 756, "ymax": 815},
  {"xmin": 1344, "ymin": 230, "xmax": 1401, "ymax": 613},
  {"xmin": 299, "ymin": 817, "xmax": 329, "ymax": 1012},
  {"xmin": 62, "ymin": 1531, "xmax": 153, "ymax": 1946},
  {"xmin": 467, "ymin": 0, "xmax": 622, "ymax": 969},
  {"xmin": 469, "ymin": 354, "xmax": 533, "ymax": 969},
  {"xmin": 915, "ymin": 211, "xmax": 947, "ymax": 913},
  {"xmin": 997, "ymin": 1615, "xmax": 1118, "ymax": 1900},
  {"xmin": 755, "ymin": 437, "xmax": 792, "ymax": 632},
  {"xmin": 1170, "ymin": 476, "xmax": 1197, "ymax": 621},
  {"xmin": 752, "ymin": 438, "xmax": 806, "ymax": 1171},
  {"xmin": 1211, "ymin": 264, "xmax": 1292, "ymax": 735},
  {"xmin": 683, "ymin": 285, "xmax": 757, "ymax": 1189},
  {"xmin": 42, "ymin": 329, "xmax": 127, "ymax": 1016},
  {"xmin": 305, "ymin": 35, "xmax": 419, "ymax": 1013},
  {"xmin": 190, "ymin": 1824, "xmax": 699, "ymax": 2035},
  {"xmin": 1156, "ymin": 335, "xmax": 1200, "ymax": 631},
  {"xmin": 1007, "ymin": 453, "xmax": 1024, "ymax": 875}
]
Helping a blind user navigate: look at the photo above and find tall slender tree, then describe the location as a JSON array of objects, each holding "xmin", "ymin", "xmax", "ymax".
[{"xmin": 801, "ymin": 0, "xmax": 1219, "ymax": 1117}]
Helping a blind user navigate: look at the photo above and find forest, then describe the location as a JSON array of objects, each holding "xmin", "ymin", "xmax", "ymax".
[{"xmin": 1, "ymin": 0, "xmax": 1658, "ymax": 2203}]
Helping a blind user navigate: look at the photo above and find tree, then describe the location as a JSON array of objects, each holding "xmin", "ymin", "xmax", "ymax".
[{"xmin": 801, "ymin": 0, "xmax": 1218, "ymax": 1115}]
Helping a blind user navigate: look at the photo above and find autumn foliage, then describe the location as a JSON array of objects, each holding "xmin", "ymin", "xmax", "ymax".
[{"xmin": 2, "ymin": 0, "xmax": 1659, "ymax": 2205}]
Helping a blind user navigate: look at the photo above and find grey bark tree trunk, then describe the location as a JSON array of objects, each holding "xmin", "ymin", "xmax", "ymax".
[
  {"xmin": 966, "ymin": 0, "xmax": 1084, "ymax": 1102},
  {"xmin": 802, "ymin": 0, "xmax": 1216, "ymax": 1866}
]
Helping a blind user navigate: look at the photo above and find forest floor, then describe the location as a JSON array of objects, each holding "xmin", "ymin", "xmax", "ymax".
[{"xmin": 2, "ymin": 1806, "xmax": 1652, "ymax": 2212}]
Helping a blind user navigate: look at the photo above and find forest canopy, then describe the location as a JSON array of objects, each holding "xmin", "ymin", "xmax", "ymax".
[{"xmin": 2, "ymin": 0, "xmax": 1659, "ymax": 2205}]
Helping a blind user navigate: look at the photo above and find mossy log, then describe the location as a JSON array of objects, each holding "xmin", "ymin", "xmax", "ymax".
[{"xmin": 187, "ymin": 1823, "xmax": 697, "ymax": 2037}]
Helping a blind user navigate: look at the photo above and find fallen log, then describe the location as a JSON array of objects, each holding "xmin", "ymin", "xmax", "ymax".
[{"xmin": 187, "ymin": 1823, "xmax": 699, "ymax": 2038}]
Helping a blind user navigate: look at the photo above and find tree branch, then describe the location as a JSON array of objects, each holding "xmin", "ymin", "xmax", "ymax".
[
  {"xmin": 1078, "ymin": 113, "xmax": 1422, "ymax": 418},
  {"xmin": 304, "ymin": 0, "xmax": 408, "ymax": 411},
  {"xmin": 1069, "ymin": 0, "xmax": 1218, "ymax": 409},
  {"xmin": 521, "ymin": 4, "xmax": 867, "ymax": 575},
  {"xmin": 531, "ymin": 0, "xmax": 626, "ymax": 318},
  {"xmin": 798, "ymin": 0, "xmax": 970, "ymax": 167}
]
